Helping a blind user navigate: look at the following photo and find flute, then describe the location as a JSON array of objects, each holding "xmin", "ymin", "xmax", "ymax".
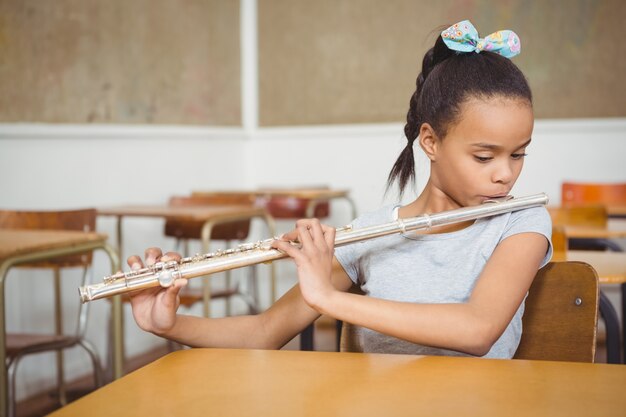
[{"xmin": 79, "ymin": 193, "xmax": 549, "ymax": 303}]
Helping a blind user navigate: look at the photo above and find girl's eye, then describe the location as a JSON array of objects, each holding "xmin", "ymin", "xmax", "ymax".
[
  {"xmin": 511, "ymin": 153, "xmax": 528, "ymax": 160},
  {"xmin": 474, "ymin": 156, "xmax": 493, "ymax": 163}
]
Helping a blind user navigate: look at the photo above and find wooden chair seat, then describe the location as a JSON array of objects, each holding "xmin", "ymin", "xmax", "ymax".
[{"xmin": 6, "ymin": 334, "xmax": 80, "ymax": 356}]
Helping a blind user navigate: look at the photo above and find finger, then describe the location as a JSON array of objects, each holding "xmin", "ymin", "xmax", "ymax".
[
  {"xmin": 127, "ymin": 255, "xmax": 144, "ymax": 269},
  {"xmin": 161, "ymin": 251, "xmax": 182, "ymax": 262},
  {"xmin": 280, "ymin": 229, "xmax": 299, "ymax": 242},
  {"xmin": 297, "ymin": 221, "xmax": 314, "ymax": 247},
  {"xmin": 159, "ymin": 278, "xmax": 186, "ymax": 309},
  {"xmin": 308, "ymin": 219, "xmax": 326, "ymax": 246},
  {"xmin": 145, "ymin": 247, "xmax": 163, "ymax": 266},
  {"xmin": 322, "ymin": 224, "xmax": 336, "ymax": 251},
  {"xmin": 272, "ymin": 240, "xmax": 305, "ymax": 262}
]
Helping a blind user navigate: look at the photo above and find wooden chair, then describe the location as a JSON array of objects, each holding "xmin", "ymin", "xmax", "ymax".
[
  {"xmin": 339, "ymin": 262, "xmax": 599, "ymax": 363},
  {"xmin": 514, "ymin": 261, "xmax": 598, "ymax": 362},
  {"xmin": 562, "ymin": 182, "xmax": 626, "ymax": 206},
  {"xmin": 164, "ymin": 194, "xmax": 260, "ymax": 316},
  {"xmin": 0, "ymin": 209, "xmax": 103, "ymax": 417}
]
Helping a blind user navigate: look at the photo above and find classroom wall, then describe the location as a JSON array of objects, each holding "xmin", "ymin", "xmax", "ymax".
[{"xmin": 1, "ymin": 0, "xmax": 626, "ymax": 403}]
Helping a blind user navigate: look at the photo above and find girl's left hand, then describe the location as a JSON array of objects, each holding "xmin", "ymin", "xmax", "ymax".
[{"xmin": 272, "ymin": 219, "xmax": 336, "ymax": 311}]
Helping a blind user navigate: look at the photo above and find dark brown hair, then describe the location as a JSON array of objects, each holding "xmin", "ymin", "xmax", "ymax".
[{"xmin": 387, "ymin": 34, "xmax": 533, "ymax": 196}]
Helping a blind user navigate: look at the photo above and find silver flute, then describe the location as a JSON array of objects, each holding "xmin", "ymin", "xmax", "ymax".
[{"xmin": 79, "ymin": 193, "xmax": 548, "ymax": 303}]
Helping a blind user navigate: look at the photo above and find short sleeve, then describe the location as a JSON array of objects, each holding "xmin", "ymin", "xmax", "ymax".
[
  {"xmin": 334, "ymin": 217, "xmax": 365, "ymax": 285},
  {"xmin": 333, "ymin": 206, "xmax": 396, "ymax": 285},
  {"xmin": 500, "ymin": 206, "xmax": 553, "ymax": 268}
]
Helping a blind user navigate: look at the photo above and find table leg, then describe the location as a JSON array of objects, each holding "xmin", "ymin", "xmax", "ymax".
[
  {"xmin": 53, "ymin": 267, "xmax": 67, "ymax": 405},
  {"xmin": 201, "ymin": 221, "xmax": 215, "ymax": 318},
  {"xmin": 1, "ymin": 262, "xmax": 10, "ymax": 417},
  {"xmin": 622, "ymin": 282, "xmax": 626, "ymax": 363}
]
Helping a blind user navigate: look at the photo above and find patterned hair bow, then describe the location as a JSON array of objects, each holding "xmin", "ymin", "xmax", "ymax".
[{"xmin": 441, "ymin": 20, "xmax": 521, "ymax": 58}]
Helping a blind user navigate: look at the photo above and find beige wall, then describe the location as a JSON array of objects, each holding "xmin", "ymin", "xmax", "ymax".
[
  {"xmin": 1, "ymin": 1, "xmax": 624, "ymax": 126},
  {"xmin": 0, "ymin": 0, "xmax": 241, "ymax": 125},
  {"xmin": 259, "ymin": 0, "xmax": 626, "ymax": 125}
]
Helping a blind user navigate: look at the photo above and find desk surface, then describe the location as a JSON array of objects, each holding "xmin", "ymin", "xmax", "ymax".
[
  {"xmin": 562, "ymin": 222, "xmax": 626, "ymax": 239},
  {"xmin": 564, "ymin": 250, "xmax": 626, "ymax": 284},
  {"xmin": 97, "ymin": 204, "xmax": 268, "ymax": 220},
  {"xmin": 608, "ymin": 205, "xmax": 626, "ymax": 218},
  {"xmin": 49, "ymin": 348, "xmax": 625, "ymax": 417},
  {"xmin": 0, "ymin": 229, "xmax": 107, "ymax": 261}
]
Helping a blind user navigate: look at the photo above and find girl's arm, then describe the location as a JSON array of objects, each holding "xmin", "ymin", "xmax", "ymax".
[
  {"xmin": 127, "ymin": 247, "xmax": 353, "ymax": 350},
  {"xmin": 274, "ymin": 220, "xmax": 548, "ymax": 356}
]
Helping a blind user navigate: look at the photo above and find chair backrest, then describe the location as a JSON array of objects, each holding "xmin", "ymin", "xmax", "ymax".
[
  {"xmin": 514, "ymin": 261, "xmax": 598, "ymax": 362},
  {"xmin": 164, "ymin": 194, "xmax": 255, "ymax": 241},
  {"xmin": 562, "ymin": 182, "xmax": 626, "ymax": 205},
  {"xmin": 0, "ymin": 208, "xmax": 97, "ymax": 267},
  {"xmin": 340, "ymin": 262, "xmax": 599, "ymax": 363},
  {"xmin": 258, "ymin": 187, "xmax": 331, "ymax": 219}
]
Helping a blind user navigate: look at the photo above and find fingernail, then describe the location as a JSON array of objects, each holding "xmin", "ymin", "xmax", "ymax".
[{"xmin": 131, "ymin": 263, "xmax": 142, "ymax": 270}]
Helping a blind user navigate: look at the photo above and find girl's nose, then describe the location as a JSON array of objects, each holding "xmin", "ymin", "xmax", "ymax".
[{"xmin": 493, "ymin": 161, "xmax": 514, "ymax": 184}]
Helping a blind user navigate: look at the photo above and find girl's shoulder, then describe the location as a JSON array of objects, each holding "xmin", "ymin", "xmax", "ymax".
[{"xmin": 504, "ymin": 205, "xmax": 552, "ymax": 232}]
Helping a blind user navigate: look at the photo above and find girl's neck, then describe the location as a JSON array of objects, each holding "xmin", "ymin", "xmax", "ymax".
[{"xmin": 397, "ymin": 183, "xmax": 474, "ymax": 234}]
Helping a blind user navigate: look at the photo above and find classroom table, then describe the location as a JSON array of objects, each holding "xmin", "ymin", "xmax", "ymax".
[
  {"xmin": 607, "ymin": 205, "xmax": 626, "ymax": 218},
  {"xmin": 0, "ymin": 229, "xmax": 119, "ymax": 417},
  {"xmin": 49, "ymin": 348, "xmax": 626, "ymax": 417},
  {"xmin": 192, "ymin": 187, "xmax": 358, "ymax": 220},
  {"xmin": 96, "ymin": 204, "xmax": 277, "ymax": 377}
]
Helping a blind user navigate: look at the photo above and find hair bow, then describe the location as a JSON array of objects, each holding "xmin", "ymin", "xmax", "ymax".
[{"xmin": 441, "ymin": 20, "xmax": 521, "ymax": 58}]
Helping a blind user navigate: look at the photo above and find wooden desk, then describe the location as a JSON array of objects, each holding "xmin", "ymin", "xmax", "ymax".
[
  {"xmin": 552, "ymin": 250, "xmax": 626, "ymax": 284},
  {"xmin": 562, "ymin": 224, "xmax": 626, "ymax": 240},
  {"xmin": 96, "ymin": 204, "xmax": 276, "ymax": 378},
  {"xmin": 0, "ymin": 230, "xmax": 118, "ymax": 417},
  {"xmin": 193, "ymin": 188, "xmax": 358, "ymax": 219},
  {"xmin": 49, "ymin": 348, "xmax": 626, "ymax": 417},
  {"xmin": 608, "ymin": 205, "xmax": 626, "ymax": 218}
]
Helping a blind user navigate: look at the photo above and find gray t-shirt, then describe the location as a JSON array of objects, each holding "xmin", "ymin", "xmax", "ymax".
[{"xmin": 334, "ymin": 205, "xmax": 553, "ymax": 358}]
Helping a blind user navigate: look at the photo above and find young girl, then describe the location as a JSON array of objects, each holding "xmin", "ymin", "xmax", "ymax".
[{"xmin": 128, "ymin": 20, "xmax": 552, "ymax": 358}]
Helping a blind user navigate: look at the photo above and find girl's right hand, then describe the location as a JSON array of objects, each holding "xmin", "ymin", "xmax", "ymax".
[{"xmin": 126, "ymin": 247, "xmax": 188, "ymax": 336}]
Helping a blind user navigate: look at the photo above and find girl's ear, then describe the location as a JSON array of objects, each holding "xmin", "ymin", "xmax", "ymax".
[{"xmin": 418, "ymin": 123, "xmax": 439, "ymax": 161}]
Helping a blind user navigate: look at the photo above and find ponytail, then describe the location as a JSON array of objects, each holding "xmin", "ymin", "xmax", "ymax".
[{"xmin": 386, "ymin": 39, "xmax": 452, "ymax": 196}]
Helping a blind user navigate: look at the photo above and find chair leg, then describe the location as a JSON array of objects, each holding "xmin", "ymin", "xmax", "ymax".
[
  {"xmin": 335, "ymin": 320, "xmax": 343, "ymax": 352},
  {"xmin": 78, "ymin": 340, "xmax": 105, "ymax": 388},
  {"xmin": 300, "ymin": 324, "xmax": 314, "ymax": 351},
  {"xmin": 7, "ymin": 356, "xmax": 22, "ymax": 417},
  {"xmin": 599, "ymin": 291, "xmax": 621, "ymax": 364}
]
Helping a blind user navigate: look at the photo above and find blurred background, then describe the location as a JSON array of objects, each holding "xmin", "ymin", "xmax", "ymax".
[{"xmin": 0, "ymin": 0, "xmax": 625, "ymax": 411}]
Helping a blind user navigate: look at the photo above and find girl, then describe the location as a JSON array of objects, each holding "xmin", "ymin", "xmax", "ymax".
[{"xmin": 128, "ymin": 20, "xmax": 552, "ymax": 358}]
